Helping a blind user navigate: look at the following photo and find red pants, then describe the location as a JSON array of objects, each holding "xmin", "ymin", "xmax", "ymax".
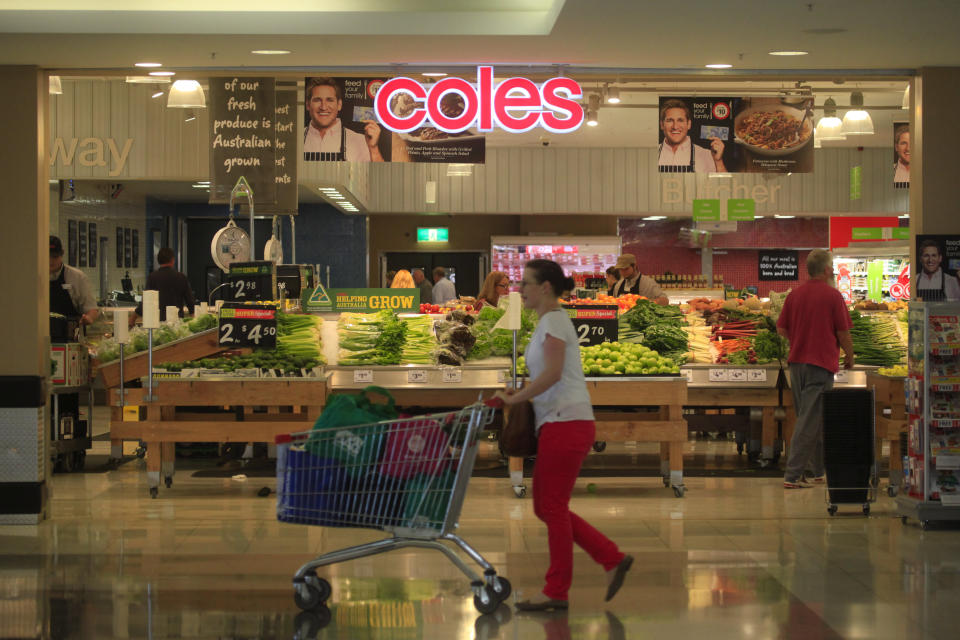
[{"xmin": 533, "ymin": 420, "xmax": 624, "ymax": 600}]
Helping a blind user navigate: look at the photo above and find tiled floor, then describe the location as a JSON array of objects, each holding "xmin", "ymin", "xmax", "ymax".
[{"xmin": 3, "ymin": 453, "xmax": 960, "ymax": 640}]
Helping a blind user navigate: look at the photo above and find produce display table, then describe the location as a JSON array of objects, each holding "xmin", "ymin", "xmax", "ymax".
[
  {"xmin": 96, "ymin": 328, "xmax": 224, "ymax": 388},
  {"xmin": 683, "ymin": 364, "xmax": 793, "ymax": 466},
  {"xmin": 866, "ymin": 372, "xmax": 908, "ymax": 495},
  {"xmin": 588, "ymin": 377, "xmax": 690, "ymax": 497},
  {"xmin": 109, "ymin": 377, "xmax": 328, "ymax": 497}
]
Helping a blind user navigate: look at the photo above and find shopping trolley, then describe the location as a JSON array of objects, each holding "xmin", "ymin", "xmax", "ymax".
[{"xmin": 275, "ymin": 401, "xmax": 511, "ymax": 614}]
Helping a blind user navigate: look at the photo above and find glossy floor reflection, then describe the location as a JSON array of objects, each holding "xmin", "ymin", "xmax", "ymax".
[{"xmin": 3, "ymin": 455, "xmax": 960, "ymax": 639}]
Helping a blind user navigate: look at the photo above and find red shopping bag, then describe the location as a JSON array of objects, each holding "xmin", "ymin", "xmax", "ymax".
[{"xmin": 381, "ymin": 419, "xmax": 451, "ymax": 479}]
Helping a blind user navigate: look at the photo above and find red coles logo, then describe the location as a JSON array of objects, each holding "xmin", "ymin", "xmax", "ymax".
[{"xmin": 374, "ymin": 66, "xmax": 585, "ymax": 134}]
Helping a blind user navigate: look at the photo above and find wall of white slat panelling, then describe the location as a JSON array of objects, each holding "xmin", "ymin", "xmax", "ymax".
[{"xmin": 49, "ymin": 79, "xmax": 909, "ymax": 217}]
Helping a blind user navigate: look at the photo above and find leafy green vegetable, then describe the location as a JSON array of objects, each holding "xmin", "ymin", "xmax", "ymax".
[
  {"xmin": 622, "ymin": 299, "xmax": 683, "ymax": 332},
  {"xmin": 640, "ymin": 324, "xmax": 688, "ymax": 356}
]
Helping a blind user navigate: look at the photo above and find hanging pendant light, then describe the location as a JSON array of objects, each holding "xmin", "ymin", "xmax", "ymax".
[
  {"xmin": 606, "ymin": 85, "xmax": 620, "ymax": 104},
  {"xmin": 815, "ymin": 97, "xmax": 845, "ymax": 141},
  {"xmin": 841, "ymin": 91, "xmax": 874, "ymax": 136},
  {"xmin": 49, "ymin": 75, "xmax": 62, "ymax": 95},
  {"xmin": 167, "ymin": 80, "xmax": 206, "ymax": 109},
  {"xmin": 586, "ymin": 93, "xmax": 600, "ymax": 126}
]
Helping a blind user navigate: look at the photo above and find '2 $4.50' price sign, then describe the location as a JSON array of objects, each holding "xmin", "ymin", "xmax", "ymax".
[
  {"xmin": 562, "ymin": 304, "xmax": 619, "ymax": 346},
  {"xmin": 218, "ymin": 303, "xmax": 278, "ymax": 348}
]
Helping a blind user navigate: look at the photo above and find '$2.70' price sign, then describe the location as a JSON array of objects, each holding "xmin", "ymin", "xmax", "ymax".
[
  {"xmin": 562, "ymin": 304, "xmax": 619, "ymax": 346},
  {"xmin": 218, "ymin": 303, "xmax": 278, "ymax": 348}
]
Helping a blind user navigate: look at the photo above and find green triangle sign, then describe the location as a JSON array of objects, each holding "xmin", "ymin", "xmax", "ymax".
[{"xmin": 306, "ymin": 282, "xmax": 332, "ymax": 309}]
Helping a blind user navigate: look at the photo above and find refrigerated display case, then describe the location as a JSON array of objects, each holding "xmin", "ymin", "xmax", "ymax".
[
  {"xmin": 490, "ymin": 235, "xmax": 621, "ymax": 285},
  {"xmin": 833, "ymin": 242, "xmax": 910, "ymax": 304},
  {"xmin": 897, "ymin": 301, "xmax": 960, "ymax": 527}
]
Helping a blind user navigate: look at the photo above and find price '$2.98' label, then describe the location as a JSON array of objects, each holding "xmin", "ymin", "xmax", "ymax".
[{"xmin": 218, "ymin": 303, "xmax": 278, "ymax": 348}]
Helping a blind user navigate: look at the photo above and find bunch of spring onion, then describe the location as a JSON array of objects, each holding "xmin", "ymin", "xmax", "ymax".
[
  {"xmin": 276, "ymin": 313, "xmax": 325, "ymax": 364},
  {"xmin": 401, "ymin": 314, "xmax": 437, "ymax": 364}
]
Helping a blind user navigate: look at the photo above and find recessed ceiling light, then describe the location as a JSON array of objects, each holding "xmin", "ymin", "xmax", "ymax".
[
  {"xmin": 705, "ymin": 63, "xmax": 733, "ymax": 69},
  {"xmin": 126, "ymin": 76, "xmax": 171, "ymax": 84},
  {"xmin": 769, "ymin": 50, "xmax": 809, "ymax": 56},
  {"xmin": 135, "ymin": 62, "xmax": 163, "ymax": 68},
  {"xmin": 151, "ymin": 91, "xmax": 164, "ymax": 99},
  {"xmin": 149, "ymin": 71, "xmax": 175, "ymax": 77},
  {"xmin": 251, "ymin": 49, "xmax": 291, "ymax": 55},
  {"xmin": 642, "ymin": 216, "xmax": 667, "ymax": 221},
  {"xmin": 421, "ymin": 72, "xmax": 448, "ymax": 77}
]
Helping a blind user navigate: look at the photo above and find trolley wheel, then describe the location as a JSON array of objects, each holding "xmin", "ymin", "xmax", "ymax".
[
  {"xmin": 294, "ymin": 583, "xmax": 324, "ymax": 611},
  {"xmin": 293, "ymin": 605, "xmax": 331, "ymax": 639},
  {"xmin": 673, "ymin": 485, "xmax": 686, "ymax": 498},
  {"xmin": 488, "ymin": 576, "xmax": 511, "ymax": 603},
  {"xmin": 827, "ymin": 505, "xmax": 838, "ymax": 516},
  {"xmin": 592, "ymin": 441, "xmax": 607, "ymax": 453},
  {"xmin": 862, "ymin": 504, "xmax": 871, "ymax": 516},
  {"xmin": 473, "ymin": 585, "xmax": 499, "ymax": 614},
  {"xmin": 164, "ymin": 476, "xmax": 173, "ymax": 489},
  {"xmin": 304, "ymin": 572, "xmax": 332, "ymax": 602},
  {"xmin": 149, "ymin": 487, "xmax": 158, "ymax": 499},
  {"xmin": 887, "ymin": 485, "xmax": 899, "ymax": 498},
  {"xmin": 512, "ymin": 485, "xmax": 526, "ymax": 499}
]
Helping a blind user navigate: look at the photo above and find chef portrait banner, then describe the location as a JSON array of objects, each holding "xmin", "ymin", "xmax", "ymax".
[
  {"xmin": 894, "ymin": 121, "xmax": 910, "ymax": 188},
  {"xmin": 915, "ymin": 235, "xmax": 960, "ymax": 302},
  {"xmin": 303, "ymin": 76, "xmax": 485, "ymax": 164},
  {"xmin": 658, "ymin": 96, "xmax": 814, "ymax": 174}
]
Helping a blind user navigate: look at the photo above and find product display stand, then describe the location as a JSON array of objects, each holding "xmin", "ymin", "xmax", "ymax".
[
  {"xmin": 590, "ymin": 377, "xmax": 689, "ymax": 497},
  {"xmin": 866, "ymin": 371, "xmax": 909, "ymax": 496},
  {"xmin": 897, "ymin": 301, "xmax": 960, "ymax": 528},
  {"xmin": 110, "ymin": 378, "xmax": 329, "ymax": 498}
]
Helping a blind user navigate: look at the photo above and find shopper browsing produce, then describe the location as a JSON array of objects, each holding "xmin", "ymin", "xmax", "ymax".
[
  {"xmin": 131, "ymin": 247, "xmax": 195, "ymax": 326},
  {"xmin": 776, "ymin": 249, "xmax": 854, "ymax": 490},
  {"xmin": 412, "ymin": 268, "xmax": 433, "ymax": 304},
  {"xmin": 494, "ymin": 259, "xmax": 632, "ymax": 612},
  {"xmin": 432, "ymin": 266, "xmax": 457, "ymax": 305},
  {"xmin": 610, "ymin": 254, "xmax": 668, "ymax": 305},
  {"xmin": 474, "ymin": 271, "xmax": 509, "ymax": 310}
]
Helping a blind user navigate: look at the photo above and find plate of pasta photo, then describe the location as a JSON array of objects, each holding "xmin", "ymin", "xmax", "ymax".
[{"xmin": 733, "ymin": 104, "xmax": 813, "ymax": 157}]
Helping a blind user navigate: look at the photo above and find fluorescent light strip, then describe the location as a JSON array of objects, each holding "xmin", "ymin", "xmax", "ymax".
[
  {"xmin": 135, "ymin": 62, "xmax": 163, "ymax": 67},
  {"xmin": 151, "ymin": 91, "xmax": 164, "ymax": 99},
  {"xmin": 705, "ymin": 63, "xmax": 732, "ymax": 69},
  {"xmin": 149, "ymin": 71, "xmax": 175, "ymax": 76},
  {"xmin": 774, "ymin": 215, "xmax": 795, "ymax": 219},
  {"xmin": 251, "ymin": 49, "xmax": 291, "ymax": 55}
]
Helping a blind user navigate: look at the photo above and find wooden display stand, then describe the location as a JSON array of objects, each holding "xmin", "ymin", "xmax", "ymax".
[
  {"xmin": 110, "ymin": 378, "xmax": 328, "ymax": 497},
  {"xmin": 96, "ymin": 329, "xmax": 225, "ymax": 388},
  {"xmin": 866, "ymin": 372, "xmax": 908, "ymax": 495},
  {"xmin": 589, "ymin": 378, "xmax": 690, "ymax": 497}
]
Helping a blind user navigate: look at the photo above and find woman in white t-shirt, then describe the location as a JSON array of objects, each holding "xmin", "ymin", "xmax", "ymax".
[{"xmin": 495, "ymin": 259, "xmax": 633, "ymax": 611}]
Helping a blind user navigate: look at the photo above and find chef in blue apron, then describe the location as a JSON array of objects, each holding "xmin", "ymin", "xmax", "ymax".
[
  {"xmin": 915, "ymin": 239, "xmax": 960, "ymax": 301},
  {"xmin": 303, "ymin": 77, "xmax": 383, "ymax": 162},
  {"xmin": 657, "ymin": 99, "xmax": 726, "ymax": 174}
]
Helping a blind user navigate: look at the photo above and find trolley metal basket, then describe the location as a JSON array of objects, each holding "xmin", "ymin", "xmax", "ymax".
[{"xmin": 275, "ymin": 401, "xmax": 511, "ymax": 614}]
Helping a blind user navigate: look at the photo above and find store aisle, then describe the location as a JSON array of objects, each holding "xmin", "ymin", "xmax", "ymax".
[{"xmin": 0, "ymin": 468, "xmax": 956, "ymax": 640}]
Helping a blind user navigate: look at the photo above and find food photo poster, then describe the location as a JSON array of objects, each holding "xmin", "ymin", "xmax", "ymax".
[{"xmin": 658, "ymin": 96, "xmax": 813, "ymax": 174}]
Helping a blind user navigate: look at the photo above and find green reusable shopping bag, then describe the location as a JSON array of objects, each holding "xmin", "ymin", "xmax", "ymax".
[{"xmin": 304, "ymin": 386, "xmax": 398, "ymax": 475}]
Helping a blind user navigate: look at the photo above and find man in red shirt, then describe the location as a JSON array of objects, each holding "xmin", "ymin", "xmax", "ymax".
[{"xmin": 776, "ymin": 249, "xmax": 855, "ymax": 489}]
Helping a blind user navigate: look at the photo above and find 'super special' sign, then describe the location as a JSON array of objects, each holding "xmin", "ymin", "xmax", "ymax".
[{"xmin": 375, "ymin": 66, "xmax": 585, "ymax": 135}]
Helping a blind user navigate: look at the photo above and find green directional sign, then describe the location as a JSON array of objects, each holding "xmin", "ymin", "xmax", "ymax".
[
  {"xmin": 893, "ymin": 227, "xmax": 910, "ymax": 240},
  {"xmin": 851, "ymin": 227, "xmax": 883, "ymax": 240},
  {"xmin": 417, "ymin": 227, "xmax": 449, "ymax": 242},
  {"xmin": 693, "ymin": 199, "xmax": 721, "ymax": 221},
  {"xmin": 727, "ymin": 198, "xmax": 756, "ymax": 221}
]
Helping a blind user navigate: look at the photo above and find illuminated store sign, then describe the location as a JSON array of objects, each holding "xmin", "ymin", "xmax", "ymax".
[{"xmin": 374, "ymin": 66, "xmax": 584, "ymax": 135}]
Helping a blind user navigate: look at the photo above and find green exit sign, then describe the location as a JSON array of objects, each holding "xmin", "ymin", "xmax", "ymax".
[{"xmin": 417, "ymin": 227, "xmax": 449, "ymax": 242}]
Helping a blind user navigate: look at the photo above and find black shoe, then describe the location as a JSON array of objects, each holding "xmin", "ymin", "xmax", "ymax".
[
  {"xmin": 514, "ymin": 598, "xmax": 568, "ymax": 611},
  {"xmin": 605, "ymin": 555, "xmax": 633, "ymax": 602}
]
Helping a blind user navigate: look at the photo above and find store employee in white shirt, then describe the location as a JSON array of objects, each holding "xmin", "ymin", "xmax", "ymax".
[
  {"xmin": 657, "ymin": 99, "xmax": 726, "ymax": 173},
  {"xmin": 610, "ymin": 254, "xmax": 669, "ymax": 305},
  {"xmin": 915, "ymin": 239, "xmax": 960, "ymax": 301},
  {"xmin": 303, "ymin": 77, "xmax": 384, "ymax": 162}
]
